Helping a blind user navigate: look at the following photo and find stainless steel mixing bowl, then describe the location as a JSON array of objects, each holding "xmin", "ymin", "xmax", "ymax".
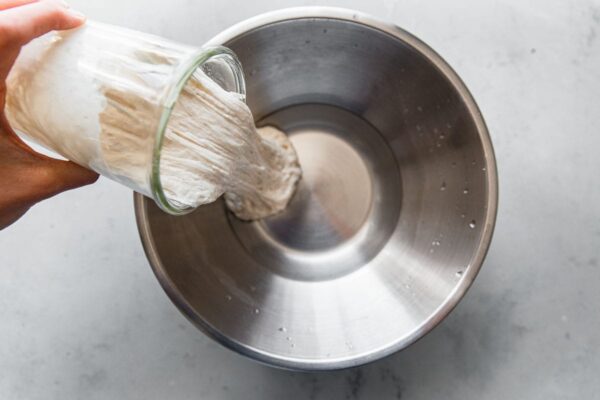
[{"xmin": 134, "ymin": 7, "xmax": 498, "ymax": 370}]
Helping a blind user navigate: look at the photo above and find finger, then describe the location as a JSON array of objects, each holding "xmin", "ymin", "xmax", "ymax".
[
  {"xmin": 0, "ymin": 0, "xmax": 85, "ymax": 45},
  {"xmin": 0, "ymin": 111, "xmax": 38, "ymax": 155},
  {"xmin": 0, "ymin": 203, "xmax": 30, "ymax": 230},
  {"xmin": 0, "ymin": 116, "xmax": 97, "ymax": 189},
  {"xmin": 22, "ymin": 159, "xmax": 99, "ymax": 204},
  {"xmin": 54, "ymin": 160, "xmax": 99, "ymax": 190},
  {"xmin": 0, "ymin": 160, "xmax": 97, "ymax": 230},
  {"xmin": 40, "ymin": 159, "xmax": 99, "ymax": 197},
  {"xmin": 0, "ymin": 0, "xmax": 38, "ymax": 11},
  {"xmin": 0, "ymin": 123, "xmax": 98, "ymax": 206}
]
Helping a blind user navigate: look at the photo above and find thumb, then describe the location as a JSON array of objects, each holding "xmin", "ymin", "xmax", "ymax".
[
  {"xmin": 0, "ymin": 0, "xmax": 86, "ymax": 46},
  {"xmin": 0, "ymin": 114, "xmax": 98, "ymax": 199}
]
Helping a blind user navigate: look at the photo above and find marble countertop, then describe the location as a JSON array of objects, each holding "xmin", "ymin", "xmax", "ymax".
[{"xmin": 1, "ymin": 0, "xmax": 599, "ymax": 398}]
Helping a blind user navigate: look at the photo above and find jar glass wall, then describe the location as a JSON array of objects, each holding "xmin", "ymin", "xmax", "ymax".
[{"xmin": 5, "ymin": 21, "xmax": 246, "ymax": 214}]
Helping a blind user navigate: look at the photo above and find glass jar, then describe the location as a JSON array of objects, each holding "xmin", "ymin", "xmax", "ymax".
[{"xmin": 5, "ymin": 21, "xmax": 246, "ymax": 215}]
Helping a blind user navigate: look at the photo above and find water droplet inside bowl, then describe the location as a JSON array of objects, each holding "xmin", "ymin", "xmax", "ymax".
[{"xmin": 469, "ymin": 220, "xmax": 476, "ymax": 229}]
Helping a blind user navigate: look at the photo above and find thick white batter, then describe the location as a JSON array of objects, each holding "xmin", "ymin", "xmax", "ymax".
[{"xmin": 159, "ymin": 72, "xmax": 301, "ymax": 220}]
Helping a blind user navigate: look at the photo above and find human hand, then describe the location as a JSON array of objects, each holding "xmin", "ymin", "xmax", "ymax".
[{"xmin": 0, "ymin": 0, "xmax": 98, "ymax": 230}]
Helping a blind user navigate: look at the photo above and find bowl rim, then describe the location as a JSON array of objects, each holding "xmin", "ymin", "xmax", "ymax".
[{"xmin": 134, "ymin": 6, "xmax": 499, "ymax": 371}]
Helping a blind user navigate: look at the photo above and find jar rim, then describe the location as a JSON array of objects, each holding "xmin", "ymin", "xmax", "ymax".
[{"xmin": 149, "ymin": 46, "xmax": 246, "ymax": 215}]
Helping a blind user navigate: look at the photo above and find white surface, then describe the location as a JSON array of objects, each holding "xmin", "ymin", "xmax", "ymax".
[{"xmin": 1, "ymin": 0, "xmax": 600, "ymax": 398}]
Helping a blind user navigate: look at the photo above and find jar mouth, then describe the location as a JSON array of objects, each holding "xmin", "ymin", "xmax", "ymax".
[{"xmin": 150, "ymin": 46, "xmax": 246, "ymax": 215}]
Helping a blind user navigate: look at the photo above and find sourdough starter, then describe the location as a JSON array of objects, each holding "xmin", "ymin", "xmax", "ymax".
[
  {"xmin": 5, "ymin": 27, "xmax": 301, "ymax": 220},
  {"xmin": 159, "ymin": 72, "xmax": 301, "ymax": 220}
]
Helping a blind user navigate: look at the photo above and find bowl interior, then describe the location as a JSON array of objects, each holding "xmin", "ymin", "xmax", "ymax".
[{"xmin": 136, "ymin": 11, "xmax": 496, "ymax": 370}]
